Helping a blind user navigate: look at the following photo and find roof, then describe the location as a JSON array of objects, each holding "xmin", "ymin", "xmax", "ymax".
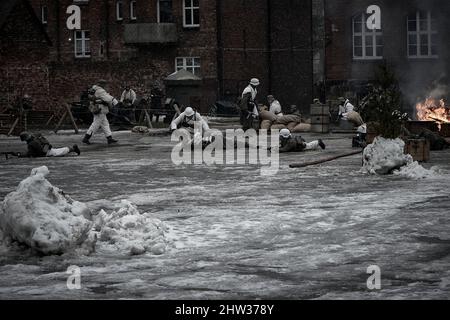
[
  {"xmin": 165, "ymin": 69, "xmax": 202, "ymax": 81},
  {"xmin": 0, "ymin": 0, "xmax": 52, "ymax": 45}
]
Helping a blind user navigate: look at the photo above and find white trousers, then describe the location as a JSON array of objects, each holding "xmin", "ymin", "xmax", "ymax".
[
  {"xmin": 87, "ymin": 113, "xmax": 112, "ymax": 137},
  {"xmin": 46, "ymin": 147, "xmax": 70, "ymax": 157},
  {"xmin": 304, "ymin": 140, "xmax": 320, "ymax": 151}
]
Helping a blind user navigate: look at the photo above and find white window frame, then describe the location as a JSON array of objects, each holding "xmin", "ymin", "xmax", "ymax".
[
  {"xmin": 352, "ymin": 13, "xmax": 383, "ymax": 60},
  {"xmin": 74, "ymin": 30, "xmax": 91, "ymax": 58},
  {"xmin": 130, "ymin": 0, "xmax": 137, "ymax": 20},
  {"xmin": 41, "ymin": 5, "xmax": 48, "ymax": 25},
  {"xmin": 116, "ymin": 1, "xmax": 123, "ymax": 21},
  {"xmin": 183, "ymin": 0, "xmax": 199, "ymax": 28},
  {"xmin": 157, "ymin": 0, "xmax": 172, "ymax": 23},
  {"xmin": 407, "ymin": 11, "xmax": 438, "ymax": 59},
  {"xmin": 175, "ymin": 57, "xmax": 201, "ymax": 76}
]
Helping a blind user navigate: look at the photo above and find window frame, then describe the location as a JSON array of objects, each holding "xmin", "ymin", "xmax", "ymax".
[
  {"xmin": 41, "ymin": 5, "xmax": 48, "ymax": 25},
  {"xmin": 157, "ymin": 0, "xmax": 173, "ymax": 23},
  {"xmin": 352, "ymin": 12, "xmax": 383, "ymax": 60},
  {"xmin": 407, "ymin": 11, "xmax": 438, "ymax": 59},
  {"xmin": 183, "ymin": 0, "xmax": 200, "ymax": 28},
  {"xmin": 74, "ymin": 30, "xmax": 91, "ymax": 58},
  {"xmin": 116, "ymin": 1, "xmax": 123, "ymax": 21},
  {"xmin": 175, "ymin": 57, "xmax": 201, "ymax": 76},
  {"xmin": 130, "ymin": 0, "xmax": 137, "ymax": 20}
]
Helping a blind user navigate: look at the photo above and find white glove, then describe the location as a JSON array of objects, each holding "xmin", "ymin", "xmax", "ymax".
[{"xmin": 193, "ymin": 132, "xmax": 203, "ymax": 145}]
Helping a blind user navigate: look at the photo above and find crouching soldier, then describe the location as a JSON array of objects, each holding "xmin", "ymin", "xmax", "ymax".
[
  {"xmin": 170, "ymin": 107, "xmax": 209, "ymax": 134},
  {"xmin": 17, "ymin": 132, "xmax": 80, "ymax": 158},
  {"xmin": 83, "ymin": 79, "xmax": 119, "ymax": 145},
  {"xmin": 279, "ymin": 128, "xmax": 325, "ymax": 153}
]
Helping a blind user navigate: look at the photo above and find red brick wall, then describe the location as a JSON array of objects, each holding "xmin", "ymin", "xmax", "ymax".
[{"xmin": 0, "ymin": 0, "xmax": 50, "ymax": 110}]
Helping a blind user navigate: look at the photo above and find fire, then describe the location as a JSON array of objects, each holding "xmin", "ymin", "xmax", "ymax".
[{"xmin": 416, "ymin": 97, "xmax": 450, "ymax": 129}]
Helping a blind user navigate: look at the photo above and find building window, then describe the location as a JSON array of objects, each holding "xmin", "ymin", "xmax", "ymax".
[
  {"xmin": 158, "ymin": 0, "xmax": 173, "ymax": 23},
  {"xmin": 407, "ymin": 11, "xmax": 438, "ymax": 58},
  {"xmin": 130, "ymin": 0, "xmax": 137, "ymax": 20},
  {"xmin": 74, "ymin": 30, "xmax": 91, "ymax": 58},
  {"xmin": 41, "ymin": 6, "xmax": 48, "ymax": 25},
  {"xmin": 352, "ymin": 13, "xmax": 383, "ymax": 60},
  {"xmin": 176, "ymin": 57, "xmax": 201, "ymax": 76},
  {"xmin": 116, "ymin": 1, "xmax": 123, "ymax": 21},
  {"xmin": 183, "ymin": 0, "xmax": 199, "ymax": 28}
]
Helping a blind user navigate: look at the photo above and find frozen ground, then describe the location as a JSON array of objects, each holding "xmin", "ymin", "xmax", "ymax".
[{"xmin": 0, "ymin": 127, "xmax": 449, "ymax": 299}]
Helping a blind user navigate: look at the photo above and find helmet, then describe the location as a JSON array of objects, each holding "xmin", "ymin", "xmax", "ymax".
[
  {"xmin": 97, "ymin": 79, "xmax": 107, "ymax": 86},
  {"xmin": 184, "ymin": 107, "xmax": 195, "ymax": 117},
  {"xmin": 19, "ymin": 131, "xmax": 32, "ymax": 141},
  {"xmin": 280, "ymin": 128, "xmax": 291, "ymax": 138},
  {"xmin": 338, "ymin": 97, "xmax": 346, "ymax": 103},
  {"xmin": 250, "ymin": 78, "xmax": 260, "ymax": 86}
]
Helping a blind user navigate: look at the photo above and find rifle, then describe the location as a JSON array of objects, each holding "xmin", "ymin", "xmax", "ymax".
[{"xmin": 1, "ymin": 152, "xmax": 20, "ymax": 160}]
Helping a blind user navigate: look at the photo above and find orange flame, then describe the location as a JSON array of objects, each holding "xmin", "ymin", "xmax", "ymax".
[{"xmin": 416, "ymin": 97, "xmax": 450, "ymax": 130}]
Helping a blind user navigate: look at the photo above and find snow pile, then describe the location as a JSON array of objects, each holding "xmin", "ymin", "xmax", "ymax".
[
  {"xmin": 97, "ymin": 200, "xmax": 169, "ymax": 256},
  {"xmin": 0, "ymin": 166, "xmax": 93, "ymax": 255},
  {"xmin": 362, "ymin": 137, "xmax": 412, "ymax": 175},
  {"xmin": 393, "ymin": 161, "xmax": 437, "ymax": 179},
  {"xmin": 362, "ymin": 137, "xmax": 437, "ymax": 179}
]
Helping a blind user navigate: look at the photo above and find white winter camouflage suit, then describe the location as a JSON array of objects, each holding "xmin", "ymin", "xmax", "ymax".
[{"xmin": 87, "ymin": 85, "xmax": 119, "ymax": 137}]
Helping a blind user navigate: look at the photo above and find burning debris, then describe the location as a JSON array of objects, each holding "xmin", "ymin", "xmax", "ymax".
[{"xmin": 416, "ymin": 97, "xmax": 450, "ymax": 130}]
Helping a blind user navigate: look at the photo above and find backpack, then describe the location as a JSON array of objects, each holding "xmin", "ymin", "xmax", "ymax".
[{"xmin": 34, "ymin": 133, "xmax": 51, "ymax": 153}]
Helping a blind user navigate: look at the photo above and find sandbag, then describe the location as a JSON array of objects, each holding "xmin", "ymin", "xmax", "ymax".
[
  {"xmin": 270, "ymin": 124, "xmax": 287, "ymax": 130},
  {"xmin": 275, "ymin": 114, "xmax": 302, "ymax": 125},
  {"xmin": 260, "ymin": 119, "xmax": 272, "ymax": 130},
  {"xmin": 291, "ymin": 123, "xmax": 311, "ymax": 132},
  {"xmin": 287, "ymin": 122, "xmax": 299, "ymax": 132},
  {"xmin": 259, "ymin": 110, "xmax": 278, "ymax": 122},
  {"xmin": 346, "ymin": 111, "xmax": 364, "ymax": 126}
]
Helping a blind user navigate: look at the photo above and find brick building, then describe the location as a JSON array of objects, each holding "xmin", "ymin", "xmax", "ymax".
[
  {"xmin": 0, "ymin": 0, "xmax": 315, "ymax": 115},
  {"xmin": 322, "ymin": 0, "xmax": 450, "ymax": 109},
  {"xmin": 0, "ymin": 0, "xmax": 52, "ymax": 110}
]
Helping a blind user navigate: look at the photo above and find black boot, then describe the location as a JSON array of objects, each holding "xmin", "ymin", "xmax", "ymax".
[
  {"xmin": 82, "ymin": 134, "xmax": 92, "ymax": 145},
  {"xmin": 71, "ymin": 144, "xmax": 81, "ymax": 155},
  {"xmin": 107, "ymin": 136, "xmax": 118, "ymax": 144},
  {"xmin": 318, "ymin": 139, "xmax": 326, "ymax": 150}
]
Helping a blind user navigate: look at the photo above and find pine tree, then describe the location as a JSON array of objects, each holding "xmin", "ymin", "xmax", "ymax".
[{"xmin": 359, "ymin": 64, "xmax": 408, "ymax": 139}]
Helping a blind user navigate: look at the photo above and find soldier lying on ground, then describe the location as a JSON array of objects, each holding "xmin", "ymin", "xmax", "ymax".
[
  {"xmin": 279, "ymin": 129, "xmax": 325, "ymax": 153},
  {"xmin": 12, "ymin": 132, "xmax": 80, "ymax": 158}
]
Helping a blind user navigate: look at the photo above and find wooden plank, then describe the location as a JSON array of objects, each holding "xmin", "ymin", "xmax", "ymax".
[
  {"xmin": 290, "ymin": 150, "xmax": 363, "ymax": 168},
  {"xmin": 144, "ymin": 110, "xmax": 153, "ymax": 129},
  {"xmin": 54, "ymin": 110, "xmax": 68, "ymax": 133},
  {"xmin": 65, "ymin": 103, "xmax": 79, "ymax": 134},
  {"xmin": 7, "ymin": 117, "xmax": 20, "ymax": 136}
]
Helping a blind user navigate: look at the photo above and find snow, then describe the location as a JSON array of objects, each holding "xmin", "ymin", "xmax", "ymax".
[
  {"xmin": 362, "ymin": 137, "xmax": 412, "ymax": 175},
  {"xmin": 0, "ymin": 166, "xmax": 93, "ymax": 255},
  {"xmin": 362, "ymin": 137, "xmax": 440, "ymax": 179},
  {"xmin": 95, "ymin": 200, "xmax": 169, "ymax": 256},
  {"xmin": 393, "ymin": 161, "xmax": 437, "ymax": 179}
]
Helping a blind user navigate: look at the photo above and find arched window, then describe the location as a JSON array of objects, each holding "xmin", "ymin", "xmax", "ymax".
[{"xmin": 352, "ymin": 13, "xmax": 383, "ymax": 59}]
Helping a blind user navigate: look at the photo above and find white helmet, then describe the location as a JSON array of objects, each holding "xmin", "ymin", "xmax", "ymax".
[
  {"xmin": 280, "ymin": 128, "xmax": 291, "ymax": 138},
  {"xmin": 184, "ymin": 107, "xmax": 195, "ymax": 117},
  {"xmin": 250, "ymin": 78, "xmax": 260, "ymax": 86}
]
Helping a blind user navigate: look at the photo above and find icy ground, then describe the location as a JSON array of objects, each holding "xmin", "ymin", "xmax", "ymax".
[{"xmin": 0, "ymin": 129, "xmax": 449, "ymax": 299}]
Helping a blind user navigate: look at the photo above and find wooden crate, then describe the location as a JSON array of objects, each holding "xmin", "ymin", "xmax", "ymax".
[
  {"xmin": 310, "ymin": 104, "xmax": 330, "ymax": 116},
  {"xmin": 404, "ymin": 138, "xmax": 430, "ymax": 162},
  {"xmin": 405, "ymin": 121, "xmax": 439, "ymax": 134},
  {"xmin": 310, "ymin": 114, "xmax": 330, "ymax": 133}
]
